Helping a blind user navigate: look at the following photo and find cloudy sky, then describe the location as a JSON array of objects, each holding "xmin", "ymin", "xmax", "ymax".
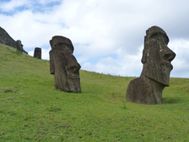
[{"xmin": 0, "ymin": 0, "xmax": 189, "ymax": 77}]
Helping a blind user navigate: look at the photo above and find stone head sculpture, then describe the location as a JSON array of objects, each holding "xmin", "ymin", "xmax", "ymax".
[
  {"xmin": 141, "ymin": 26, "xmax": 175, "ymax": 86},
  {"xmin": 16, "ymin": 40, "xmax": 23, "ymax": 51},
  {"xmin": 49, "ymin": 35, "xmax": 81, "ymax": 93},
  {"xmin": 49, "ymin": 35, "xmax": 74, "ymax": 53},
  {"xmin": 126, "ymin": 26, "xmax": 176, "ymax": 104},
  {"xmin": 33, "ymin": 47, "xmax": 42, "ymax": 59}
]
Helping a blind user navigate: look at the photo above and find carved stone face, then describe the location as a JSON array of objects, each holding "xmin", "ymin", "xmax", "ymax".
[
  {"xmin": 141, "ymin": 26, "xmax": 176, "ymax": 86},
  {"xmin": 49, "ymin": 35, "xmax": 81, "ymax": 92}
]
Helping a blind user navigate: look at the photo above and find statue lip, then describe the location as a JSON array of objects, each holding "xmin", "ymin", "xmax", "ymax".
[{"xmin": 162, "ymin": 61, "xmax": 173, "ymax": 70}]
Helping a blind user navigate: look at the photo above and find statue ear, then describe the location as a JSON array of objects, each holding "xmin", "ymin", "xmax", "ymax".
[{"xmin": 141, "ymin": 38, "xmax": 157, "ymax": 64}]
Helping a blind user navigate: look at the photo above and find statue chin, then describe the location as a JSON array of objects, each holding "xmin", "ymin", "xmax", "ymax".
[{"xmin": 143, "ymin": 63, "xmax": 171, "ymax": 86}]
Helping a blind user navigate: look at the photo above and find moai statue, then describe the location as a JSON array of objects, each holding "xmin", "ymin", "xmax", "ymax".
[
  {"xmin": 15, "ymin": 40, "xmax": 28, "ymax": 54},
  {"xmin": 33, "ymin": 47, "xmax": 42, "ymax": 59},
  {"xmin": 126, "ymin": 26, "xmax": 176, "ymax": 104},
  {"xmin": 49, "ymin": 35, "xmax": 81, "ymax": 92},
  {"xmin": 16, "ymin": 40, "xmax": 23, "ymax": 51}
]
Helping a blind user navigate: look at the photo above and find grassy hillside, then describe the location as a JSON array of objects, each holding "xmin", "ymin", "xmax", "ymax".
[{"xmin": 0, "ymin": 44, "xmax": 189, "ymax": 142}]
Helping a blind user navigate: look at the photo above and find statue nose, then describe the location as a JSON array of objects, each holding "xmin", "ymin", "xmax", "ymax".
[{"xmin": 163, "ymin": 48, "xmax": 176, "ymax": 62}]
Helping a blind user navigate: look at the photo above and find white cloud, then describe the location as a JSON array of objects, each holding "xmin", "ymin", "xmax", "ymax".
[
  {"xmin": 169, "ymin": 39, "xmax": 189, "ymax": 77},
  {"xmin": 82, "ymin": 46, "xmax": 143, "ymax": 76},
  {"xmin": 0, "ymin": 0, "xmax": 28, "ymax": 12},
  {"xmin": 0, "ymin": 0, "xmax": 189, "ymax": 77}
]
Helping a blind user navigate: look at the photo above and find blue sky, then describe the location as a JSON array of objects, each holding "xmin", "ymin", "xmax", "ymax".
[
  {"xmin": 0, "ymin": 0, "xmax": 189, "ymax": 77},
  {"xmin": 0, "ymin": 0, "xmax": 61, "ymax": 14}
]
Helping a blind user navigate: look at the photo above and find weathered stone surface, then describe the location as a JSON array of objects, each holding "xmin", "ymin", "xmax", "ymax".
[
  {"xmin": 126, "ymin": 26, "xmax": 176, "ymax": 104},
  {"xmin": 33, "ymin": 47, "xmax": 42, "ymax": 59},
  {"xmin": 0, "ymin": 26, "xmax": 27, "ymax": 53},
  {"xmin": 49, "ymin": 35, "xmax": 81, "ymax": 92},
  {"xmin": 0, "ymin": 26, "xmax": 16, "ymax": 47},
  {"xmin": 16, "ymin": 40, "xmax": 23, "ymax": 51}
]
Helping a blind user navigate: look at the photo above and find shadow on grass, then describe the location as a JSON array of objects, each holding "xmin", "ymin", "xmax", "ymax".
[
  {"xmin": 163, "ymin": 97, "xmax": 183, "ymax": 104},
  {"xmin": 0, "ymin": 87, "xmax": 17, "ymax": 94}
]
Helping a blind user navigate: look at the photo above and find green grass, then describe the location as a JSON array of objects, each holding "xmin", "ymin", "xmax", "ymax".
[{"xmin": 0, "ymin": 44, "xmax": 189, "ymax": 142}]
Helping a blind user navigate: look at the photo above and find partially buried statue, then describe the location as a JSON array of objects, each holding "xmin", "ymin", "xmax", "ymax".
[
  {"xmin": 126, "ymin": 26, "xmax": 176, "ymax": 104},
  {"xmin": 49, "ymin": 36, "xmax": 81, "ymax": 92},
  {"xmin": 33, "ymin": 47, "xmax": 42, "ymax": 59}
]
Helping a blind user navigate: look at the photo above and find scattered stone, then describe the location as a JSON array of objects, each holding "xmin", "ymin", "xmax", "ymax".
[
  {"xmin": 49, "ymin": 35, "xmax": 81, "ymax": 92},
  {"xmin": 126, "ymin": 26, "xmax": 176, "ymax": 104},
  {"xmin": 33, "ymin": 47, "xmax": 42, "ymax": 59}
]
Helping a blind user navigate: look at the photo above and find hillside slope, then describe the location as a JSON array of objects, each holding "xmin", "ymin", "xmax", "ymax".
[{"xmin": 0, "ymin": 44, "xmax": 189, "ymax": 142}]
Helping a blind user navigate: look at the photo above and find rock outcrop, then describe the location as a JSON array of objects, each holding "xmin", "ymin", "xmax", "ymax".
[{"xmin": 0, "ymin": 26, "xmax": 27, "ymax": 53}]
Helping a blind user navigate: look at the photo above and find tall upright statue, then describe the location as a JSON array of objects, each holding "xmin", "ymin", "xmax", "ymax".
[
  {"xmin": 126, "ymin": 26, "xmax": 176, "ymax": 104},
  {"xmin": 49, "ymin": 36, "xmax": 81, "ymax": 92}
]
